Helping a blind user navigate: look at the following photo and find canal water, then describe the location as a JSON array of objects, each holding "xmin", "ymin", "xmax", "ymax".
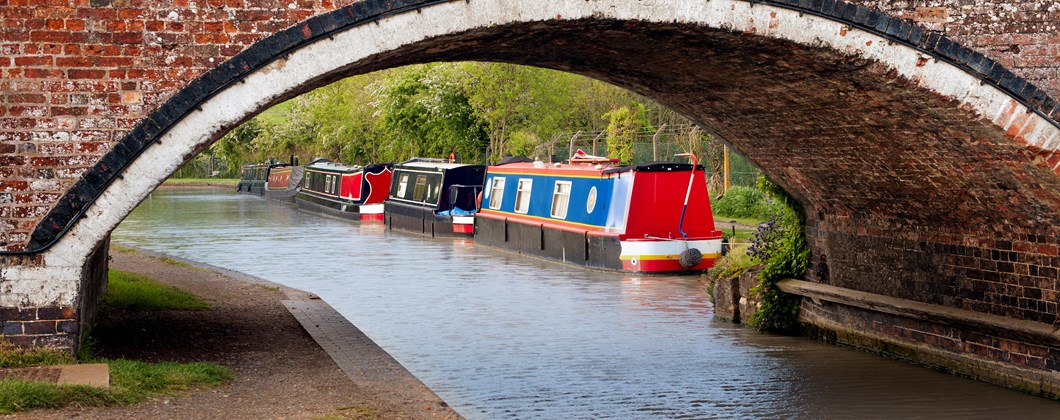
[{"xmin": 112, "ymin": 188, "xmax": 1058, "ymax": 418}]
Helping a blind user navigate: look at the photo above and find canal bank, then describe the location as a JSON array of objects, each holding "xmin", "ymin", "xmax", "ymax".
[{"xmin": 15, "ymin": 245, "xmax": 458, "ymax": 419}]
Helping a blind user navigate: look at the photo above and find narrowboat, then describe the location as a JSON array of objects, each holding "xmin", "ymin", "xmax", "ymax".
[
  {"xmin": 384, "ymin": 158, "xmax": 486, "ymax": 237},
  {"xmin": 475, "ymin": 152, "xmax": 724, "ymax": 273},
  {"xmin": 294, "ymin": 159, "xmax": 394, "ymax": 221},
  {"xmin": 236, "ymin": 163, "xmax": 268, "ymax": 195},
  {"xmin": 263, "ymin": 159, "xmax": 305, "ymax": 202}
]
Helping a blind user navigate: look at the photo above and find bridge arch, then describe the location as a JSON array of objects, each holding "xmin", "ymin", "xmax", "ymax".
[{"xmin": 2, "ymin": 0, "xmax": 1059, "ymax": 396}]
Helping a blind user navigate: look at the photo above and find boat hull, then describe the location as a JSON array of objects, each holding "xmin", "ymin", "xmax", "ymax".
[
  {"xmin": 385, "ymin": 202, "xmax": 473, "ymax": 237},
  {"xmin": 619, "ymin": 237, "xmax": 723, "ymax": 272},
  {"xmin": 264, "ymin": 187, "xmax": 299, "ymax": 201},
  {"xmin": 295, "ymin": 191, "xmax": 364, "ymax": 221},
  {"xmin": 474, "ymin": 215, "xmax": 624, "ymax": 270},
  {"xmin": 236, "ymin": 181, "xmax": 265, "ymax": 196}
]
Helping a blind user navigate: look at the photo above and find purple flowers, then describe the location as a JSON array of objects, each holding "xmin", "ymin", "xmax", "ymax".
[{"xmin": 746, "ymin": 212, "xmax": 782, "ymax": 262}]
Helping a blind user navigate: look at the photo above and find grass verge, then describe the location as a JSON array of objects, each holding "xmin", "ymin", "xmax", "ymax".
[
  {"xmin": 105, "ymin": 269, "xmax": 209, "ymax": 311},
  {"xmin": 0, "ymin": 268, "xmax": 230, "ymax": 415},
  {"xmin": 162, "ymin": 178, "xmax": 239, "ymax": 187},
  {"xmin": 704, "ymin": 244, "xmax": 758, "ymax": 302},
  {"xmin": 0, "ymin": 359, "xmax": 232, "ymax": 415},
  {"xmin": 713, "ymin": 215, "xmax": 767, "ymax": 227}
]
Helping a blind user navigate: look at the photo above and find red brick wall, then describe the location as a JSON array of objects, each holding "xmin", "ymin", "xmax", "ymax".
[
  {"xmin": 0, "ymin": 0, "xmax": 353, "ymax": 249},
  {"xmin": 855, "ymin": 0, "xmax": 1060, "ymax": 96}
]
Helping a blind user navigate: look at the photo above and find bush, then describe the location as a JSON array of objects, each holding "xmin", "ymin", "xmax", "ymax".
[
  {"xmin": 745, "ymin": 177, "xmax": 809, "ymax": 333},
  {"xmin": 711, "ymin": 186, "xmax": 769, "ymax": 219}
]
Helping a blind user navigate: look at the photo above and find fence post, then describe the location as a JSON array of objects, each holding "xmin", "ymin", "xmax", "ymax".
[{"xmin": 652, "ymin": 124, "xmax": 667, "ymax": 161}]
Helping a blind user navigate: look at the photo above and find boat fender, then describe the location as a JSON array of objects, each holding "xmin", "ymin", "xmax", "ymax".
[{"xmin": 679, "ymin": 248, "xmax": 703, "ymax": 269}]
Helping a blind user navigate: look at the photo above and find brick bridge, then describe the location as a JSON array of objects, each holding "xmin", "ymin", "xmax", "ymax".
[{"xmin": 1, "ymin": 0, "xmax": 1059, "ymax": 397}]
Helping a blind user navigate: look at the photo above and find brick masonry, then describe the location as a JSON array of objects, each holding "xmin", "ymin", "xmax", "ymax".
[{"xmin": 0, "ymin": 0, "xmax": 1056, "ymax": 390}]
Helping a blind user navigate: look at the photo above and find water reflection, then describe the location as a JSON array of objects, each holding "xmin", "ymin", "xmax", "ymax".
[{"xmin": 113, "ymin": 188, "xmax": 1059, "ymax": 418}]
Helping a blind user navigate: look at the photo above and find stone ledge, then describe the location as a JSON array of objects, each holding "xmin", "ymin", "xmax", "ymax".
[{"xmin": 777, "ymin": 279, "xmax": 1060, "ymax": 347}]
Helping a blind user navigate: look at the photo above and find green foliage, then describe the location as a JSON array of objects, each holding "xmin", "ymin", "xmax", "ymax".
[
  {"xmin": 602, "ymin": 102, "xmax": 650, "ymax": 164},
  {"xmin": 199, "ymin": 61, "xmax": 762, "ymax": 177},
  {"xmin": 711, "ymin": 186, "xmax": 770, "ymax": 219},
  {"xmin": 375, "ymin": 64, "xmax": 487, "ymax": 162},
  {"xmin": 105, "ymin": 269, "xmax": 209, "ymax": 311},
  {"xmin": 746, "ymin": 177, "xmax": 809, "ymax": 333},
  {"xmin": 704, "ymin": 244, "xmax": 757, "ymax": 302}
]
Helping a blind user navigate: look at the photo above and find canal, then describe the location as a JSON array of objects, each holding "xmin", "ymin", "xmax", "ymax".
[{"xmin": 112, "ymin": 188, "xmax": 1058, "ymax": 418}]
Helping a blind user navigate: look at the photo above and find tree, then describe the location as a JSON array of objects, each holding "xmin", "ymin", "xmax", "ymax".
[
  {"xmin": 602, "ymin": 102, "xmax": 651, "ymax": 164},
  {"xmin": 375, "ymin": 64, "xmax": 487, "ymax": 162}
]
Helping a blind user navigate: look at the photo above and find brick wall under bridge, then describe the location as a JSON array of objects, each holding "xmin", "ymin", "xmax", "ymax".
[{"xmin": 1, "ymin": 0, "xmax": 1058, "ymax": 397}]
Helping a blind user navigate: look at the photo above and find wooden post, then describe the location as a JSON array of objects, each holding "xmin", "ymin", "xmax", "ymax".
[
  {"xmin": 652, "ymin": 124, "xmax": 667, "ymax": 161},
  {"xmin": 591, "ymin": 131, "xmax": 605, "ymax": 156},
  {"xmin": 723, "ymin": 145, "xmax": 731, "ymax": 192}
]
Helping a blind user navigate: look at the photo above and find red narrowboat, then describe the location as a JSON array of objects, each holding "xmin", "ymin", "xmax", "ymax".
[{"xmin": 475, "ymin": 152, "xmax": 724, "ymax": 273}]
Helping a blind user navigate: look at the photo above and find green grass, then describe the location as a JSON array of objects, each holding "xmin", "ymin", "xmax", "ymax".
[
  {"xmin": 713, "ymin": 215, "xmax": 768, "ymax": 227},
  {"xmin": 0, "ymin": 380, "xmax": 118, "ymax": 414},
  {"xmin": 162, "ymin": 178, "xmax": 239, "ymax": 187},
  {"xmin": 704, "ymin": 244, "xmax": 758, "ymax": 301},
  {"xmin": 108, "ymin": 359, "xmax": 232, "ymax": 397},
  {"xmin": 0, "ymin": 341, "xmax": 75, "ymax": 369},
  {"xmin": 110, "ymin": 244, "xmax": 136, "ymax": 254},
  {"xmin": 105, "ymin": 269, "xmax": 209, "ymax": 311},
  {"xmin": 0, "ymin": 359, "xmax": 233, "ymax": 415},
  {"xmin": 257, "ymin": 100, "xmax": 294, "ymax": 125}
]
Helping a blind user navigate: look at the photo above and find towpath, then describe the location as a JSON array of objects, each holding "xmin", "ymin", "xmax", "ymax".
[{"xmin": 12, "ymin": 246, "xmax": 460, "ymax": 419}]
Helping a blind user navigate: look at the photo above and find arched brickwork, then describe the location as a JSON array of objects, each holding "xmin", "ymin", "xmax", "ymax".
[{"xmin": 0, "ymin": 0, "xmax": 1058, "ymax": 396}]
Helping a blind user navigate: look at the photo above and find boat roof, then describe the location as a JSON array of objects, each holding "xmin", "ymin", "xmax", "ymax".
[
  {"xmin": 396, "ymin": 158, "xmax": 480, "ymax": 170},
  {"xmin": 488, "ymin": 160, "xmax": 703, "ymax": 176},
  {"xmin": 306, "ymin": 160, "xmax": 362, "ymax": 172}
]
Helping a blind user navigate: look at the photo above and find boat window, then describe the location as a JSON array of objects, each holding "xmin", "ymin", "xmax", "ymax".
[
  {"xmin": 514, "ymin": 178, "xmax": 532, "ymax": 214},
  {"xmin": 551, "ymin": 181, "xmax": 571, "ymax": 219},
  {"xmin": 413, "ymin": 175, "xmax": 428, "ymax": 202},
  {"xmin": 325, "ymin": 175, "xmax": 332, "ymax": 194},
  {"xmin": 396, "ymin": 174, "xmax": 409, "ymax": 198},
  {"xmin": 586, "ymin": 186, "xmax": 597, "ymax": 214},
  {"xmin": 304, "ymin": 172, "xmax": 311, "ymax": 188},
  {"xmin": 488, "ymin": 177, "xmax": 505, "ymax": 209}
]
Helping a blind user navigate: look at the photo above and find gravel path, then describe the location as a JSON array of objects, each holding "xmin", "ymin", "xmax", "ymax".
[{"xmin": 13, "ymin": 247, "xmax": 461, "ymax": 420}]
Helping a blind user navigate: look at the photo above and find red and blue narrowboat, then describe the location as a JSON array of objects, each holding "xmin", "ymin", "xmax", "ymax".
[
  {"xmin": 263, "ymin": 159, "xmax": 305, "ymax": 202},
  {"xmin": 475, "ymin": 151, "xmax": 724, "ymax": 273},
  {"xmin": 236, "ymin": 163, "xmax": 269, "ymax": 195},
  {"xmin": 294, "ymin": 159, "xmax": 393, "ymax": 221},
  {"xmin": 384, "ymin": 158, "xmax": 486, "ymax": 237}
]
